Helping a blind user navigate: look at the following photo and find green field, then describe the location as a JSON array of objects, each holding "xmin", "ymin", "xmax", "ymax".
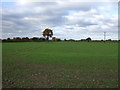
[{"xmin": 2, "ymin": 42, "xmax": 118, "ymax": 88}]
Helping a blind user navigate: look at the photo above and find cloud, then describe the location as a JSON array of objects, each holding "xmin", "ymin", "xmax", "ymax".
[{"xmin": 2, "ymin": 1, "xmax": 118, "ymax": 40}]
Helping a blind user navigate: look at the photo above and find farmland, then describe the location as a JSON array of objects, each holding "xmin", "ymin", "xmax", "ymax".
[{"xmin": 2, "ymin": 42, "xmax": 118, "ymax": 88}]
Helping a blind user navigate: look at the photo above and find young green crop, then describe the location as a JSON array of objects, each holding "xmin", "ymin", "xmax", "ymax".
[{"xmin": 2, "ymin": 42, "xmax": 118, "ymax": 88}]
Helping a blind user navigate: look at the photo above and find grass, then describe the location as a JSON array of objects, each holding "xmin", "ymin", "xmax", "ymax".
[{"xmin": 2, "ymin": 42, "xmax": 118, "ymax": 88}]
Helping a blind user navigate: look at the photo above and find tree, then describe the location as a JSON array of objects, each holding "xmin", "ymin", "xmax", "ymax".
[
  {"xmin": 22, "ymin": 37, "xmax": 29, "ymax": 41},
  {"xmin": 52, "ymin": 37, "xmax": 56, "ymax": 41},
  {"xmin": 64, "ymin": 39, "xmax": 67, "ymax": 41},
  {"xmin": 7, "ymin": 38, "xmax": 11, "ymax": 41},
  {"xmin": 42, "ymin": 28, "xmax": 53, "ymax": 40},
  {"xmin": 107, "ymin": 39, "xmax": 111, "ymax": 41},
  {"xmin": 39, "ymin": 37, "xmax": 45, "ymax": 41},
  {"xmin": 31, "ymin": 37, "xmax": 39, "ymax": 41},
  {"xmin": 52, "ymin": 37, "xmax": 61, "ymax": 41},
  {"xmin": 86, "ymin": 37, "xmax": 91, "ymax": 42}
]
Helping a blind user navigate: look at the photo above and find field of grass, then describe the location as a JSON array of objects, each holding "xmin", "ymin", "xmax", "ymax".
[{"xmin": 2, "ymin": 42, "xmax": 118, "ymax": 88}]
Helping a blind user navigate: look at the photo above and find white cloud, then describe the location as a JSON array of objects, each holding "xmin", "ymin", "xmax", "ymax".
[{"xmin": 1, "ymin": 1, "xmax": 118, "ymax": 40}]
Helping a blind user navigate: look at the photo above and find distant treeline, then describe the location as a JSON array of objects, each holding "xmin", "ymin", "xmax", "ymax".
[
  {"xmin": 1, "ymin": 37, "xmax": 61, "ymax": 42},
  {"xmin": 1, "ymin": 37, "xmax": 119, "ymax": 42}
]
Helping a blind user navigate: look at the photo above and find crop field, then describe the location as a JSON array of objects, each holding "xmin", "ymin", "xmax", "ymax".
[{"xmin": 2, "ymin": 42, "xmax": 118, "ymax": 88}]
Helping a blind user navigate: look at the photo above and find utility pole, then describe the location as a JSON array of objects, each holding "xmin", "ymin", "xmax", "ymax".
[{"xmin": 104, "ymin": 32, "xmax": 106, "ymax": 42}]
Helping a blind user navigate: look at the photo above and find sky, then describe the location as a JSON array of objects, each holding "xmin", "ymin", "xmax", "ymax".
[{"xmin": 1, "ymin": 0, "xmax": 118, "ymax": 40}]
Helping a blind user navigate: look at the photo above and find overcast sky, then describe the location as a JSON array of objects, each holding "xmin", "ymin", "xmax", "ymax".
[{"xmin": 1, "ymin": 0, "xmax": 118, "ymax": 40}]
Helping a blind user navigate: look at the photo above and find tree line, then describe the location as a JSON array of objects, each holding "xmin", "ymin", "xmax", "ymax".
[{"xmin": 1, "ymin": 28, "xmax": 119, "ymax": 42}]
